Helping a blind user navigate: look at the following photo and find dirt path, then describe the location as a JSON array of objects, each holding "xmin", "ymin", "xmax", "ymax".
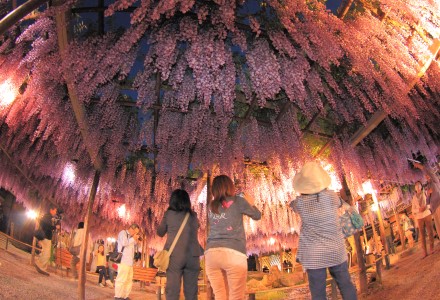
[{"xmin": 0, "ymin": 247, "xmax": 161, "ymax": 299}]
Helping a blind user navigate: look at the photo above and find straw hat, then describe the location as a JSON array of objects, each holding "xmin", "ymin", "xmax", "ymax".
[{"xmin": 292, "ymin": 162, "xmax": 331, "ymax": 194}]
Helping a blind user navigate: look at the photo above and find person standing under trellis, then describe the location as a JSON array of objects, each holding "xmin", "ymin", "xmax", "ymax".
[
  {"xmin": 114, "ymin": 223, "xmax": 141, "ymax": 300},
  {"xmin": 205, "ymin": 175, "xmax": 261, "ymax": 300},
  {"xmin": 34, "ymin": 204, "xmax": 59, "ymax": 276},
  {"xmin": 414, "ymin": 162, "xmax": 440, "ymax": 246},
  {"xmin": 69, "ymin": 221, "xmax": 85, "ymax": 280},
  {"xmin": 411, "ymin": 181, "xmax": 434, "ymax": 258},
  {"xmin": 289, "ymin": 162, "xmax": 357, "ymax": 300},
  {"xmin": 157, "ymin": 189, "xmax": 204, "ymax": 300}
]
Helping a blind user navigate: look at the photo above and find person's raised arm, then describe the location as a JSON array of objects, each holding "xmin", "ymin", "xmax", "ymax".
[
  {"xmin": 157, "ymin": 212, "xmax": 168, "ymax": 237},
  {"xmin": 239, "ymin": 194, "xmax": 261, "ymax": 220}
]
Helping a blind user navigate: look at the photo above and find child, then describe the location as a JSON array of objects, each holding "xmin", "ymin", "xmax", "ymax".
[{"xmin": 96, "ymin": 244, "xmax": 113, "ymax": 287}]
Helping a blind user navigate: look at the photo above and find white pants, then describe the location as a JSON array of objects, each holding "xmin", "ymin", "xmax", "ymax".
[
  {"xmin": 205, "ymin": 248, "xmax": 248, "ymax": 300},
  {"xmin": 115, "ymin": 263, "xmax": 133, "ymax": 298},
  {"xmin": 36, "ymin": 239, "xmax": 52, "ymax": 271}
]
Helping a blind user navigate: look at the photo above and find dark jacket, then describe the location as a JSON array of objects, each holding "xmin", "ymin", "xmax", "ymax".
[
  {"xmin": 157, "ymin": 210, "xmax": 204, "ymax": 257},
  {"xmin": 40, "ymin": 213, "xmax": 56, "ymax": 240}
]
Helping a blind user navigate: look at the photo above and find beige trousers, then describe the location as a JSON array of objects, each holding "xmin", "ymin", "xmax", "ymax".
[
  {"xmin": 36, "ymin": 239, "xmax": 52, "ymax": 271},
  {"xmin": 205, "ymin": 248, "xmax": 248, "ymax": 300},
  {"xmin": 417, "ymin": 215, "xmax": 434, "ymax": 255},
  {"xmin": 115, "ymin": 263, "xmax": 133, "ymax": 299}
]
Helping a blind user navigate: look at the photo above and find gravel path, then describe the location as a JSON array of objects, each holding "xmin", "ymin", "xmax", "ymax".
[
  {"xmin": 0, "ymin": 248, "xmax": 159, "ymax": 299},
  {"xmin": 361, "ymin": 241, "xmax": 440, "ymax": 300}
]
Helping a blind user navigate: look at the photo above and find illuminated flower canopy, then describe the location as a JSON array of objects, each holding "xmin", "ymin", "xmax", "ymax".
[{"xmin": 0, "ymin": 0, "xmax": 439, "ymax": 253}]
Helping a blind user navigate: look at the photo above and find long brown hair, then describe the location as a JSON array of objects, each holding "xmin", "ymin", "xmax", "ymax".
[
  {"xmin": 98, "ymin": 244, "xmax": 104, "ymax": 255},
  {"xmin": 211, "ymin": 175, "xmax": 235, "ymax": 214}
]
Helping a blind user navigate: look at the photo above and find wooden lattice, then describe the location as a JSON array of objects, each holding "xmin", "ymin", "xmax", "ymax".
[{"xmin": 258, "ymin": 250, "xmax": 298, "ymax": 272}]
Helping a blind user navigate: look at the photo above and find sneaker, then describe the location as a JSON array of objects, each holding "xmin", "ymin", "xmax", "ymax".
[
  {"xmin": 106, "ymin": 280, "xmax": 114, "ymax": 288},
  {"xmin": 99, "ymin": 283, "xmax": 105, "ymax": 288}
]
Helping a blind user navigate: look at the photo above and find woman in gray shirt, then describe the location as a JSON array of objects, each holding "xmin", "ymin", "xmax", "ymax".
[{"xmin": 205, "ymin": 175, "xmax": 261, "ymax": 300}]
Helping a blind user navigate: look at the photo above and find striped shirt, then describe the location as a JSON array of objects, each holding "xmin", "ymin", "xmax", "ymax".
[{"xmin": 290, "ymin": 189, "xmax": 347, "ymax": 271}]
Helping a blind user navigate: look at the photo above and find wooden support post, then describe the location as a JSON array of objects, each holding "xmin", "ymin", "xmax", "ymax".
[
  {"xmin": 342, "ymin": 175, "xmax": 367, "ymax": 293},
  {"xmin": 78, "ymin": 170, "xmax": 100, "ymax": 300},
  {"xmin": 393, "ymin": 206, "xmax": 406, "ymax": 251},
  {"xmin": 255, "ymin": 255, "xmax": 260, "ymax": 272},
  {"xmin": 5, "ymin": 232, "xmax": 9, "ymax": 250},
  {"xmin": 370, "ymin": 209, "xmax": 379, "ymax": 244},
  {"xmin": 375, "ymin": 257, "xmax": 383, "ymax": 283},
  {"xmin": 373, "ymin": 201, "xmax": 390, "ymax": 269},
  {"xmin": 279, "ymin": 249, "xmax": 284, "ymax": 272},
  {"xmin": 10, "ymin": 222, "xmax": 14, "ymax": 238}
]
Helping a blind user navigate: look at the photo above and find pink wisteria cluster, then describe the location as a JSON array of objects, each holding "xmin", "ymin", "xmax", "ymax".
[{"xmin": 0, "ymin": 0, "xmax": 439, "ymax": 253}]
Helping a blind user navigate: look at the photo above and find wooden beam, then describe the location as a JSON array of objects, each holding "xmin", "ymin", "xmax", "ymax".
[
  {"xmin": 55, "ymin": 2, "xmax": 103, "ymax": 171},
  {"xmin": 337, "ymin": 0, "xmax": 354, "ymax": 19},
  {"xmin": 0, "ymin": 0, "xmax": 47, "ymax": 36},
  {"xmin": 71, "ymin": 6, "xmax": 136, "ymax": 14},
  {"xmin": 349, "ymin": 110, "xmax": 387, "ymax": 147},
  {"xmin": 150, "ymin": 73, "xmax": 162, "ymax": 196},
  {"xmin": 349, "ymin": 38, "xmax": 440, "ymax": 147},
  {"xmin": 314, "ymin": 138, "xmax": 333, "ymax": 158},
  {"xmin": 97, "ymin": 0, "xmax": 104, "ymax": 36},
  {"xmin": 302, "ymin": 112, "xmax": 320, "ymax": 132}
]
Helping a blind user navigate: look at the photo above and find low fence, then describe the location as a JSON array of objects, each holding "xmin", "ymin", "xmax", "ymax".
[{"xmin": 0, "ymin": 231, "xmax": 41, "ymax": 253}]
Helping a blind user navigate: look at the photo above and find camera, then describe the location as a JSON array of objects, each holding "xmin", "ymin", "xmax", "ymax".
[{"xmin": 52, "ymin": 213, "xmax": 63, "ymax": 225}]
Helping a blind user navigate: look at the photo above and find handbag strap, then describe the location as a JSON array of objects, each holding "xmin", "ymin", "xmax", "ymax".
[
  {"xmin": 118, "ymin": 230, "xmax": 130, "ymax": 253},
  {"xmin": 168, "ymin": 212, "xmax": 190, "ymax": 255}
]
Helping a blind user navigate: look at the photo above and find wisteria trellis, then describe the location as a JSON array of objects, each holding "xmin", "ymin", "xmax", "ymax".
[{"xmin": 0, "ymin": 0, "xmax": 439, "ymax": 254}]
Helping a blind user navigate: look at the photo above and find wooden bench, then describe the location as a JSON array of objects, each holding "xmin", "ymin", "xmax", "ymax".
[
  {"xmin": 54, "ymin": 248, "xmax": 77, "ymax": 276},
  {"xmin": 54, "ymin": 248, "xmax": 92, "ymax": 277},
  {"xmin": 132, "ymin": 266, "xmax": 158, "ymax": 282},
  {"xmin": 132, "ymin": 266, "xmax": 162, "ymax": 299}
]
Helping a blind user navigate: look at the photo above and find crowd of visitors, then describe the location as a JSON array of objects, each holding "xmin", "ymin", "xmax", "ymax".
[{"xmin": 26, "ymin": 158, "xmax": 438, "ymax": 300}]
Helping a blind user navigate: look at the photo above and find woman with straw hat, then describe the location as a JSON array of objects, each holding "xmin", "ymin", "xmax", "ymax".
[{"xmin": 290, "ymin": 162, "xmax": 357, "ymax": 300}]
